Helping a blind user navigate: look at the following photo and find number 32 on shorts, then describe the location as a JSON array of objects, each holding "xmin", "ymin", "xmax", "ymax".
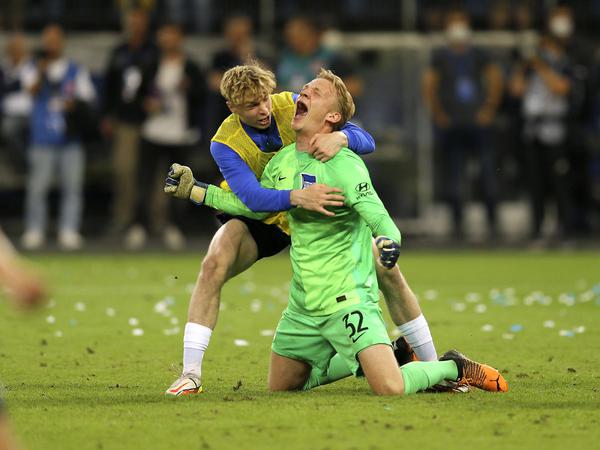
[{"xmin": 342, "ymin": 310, "xmax": 369, "ymax": 343}]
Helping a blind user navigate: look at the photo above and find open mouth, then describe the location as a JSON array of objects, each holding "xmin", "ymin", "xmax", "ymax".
[
  {"xmin": 258, "ymin": 116, "xmax": 270, "ymax": 126},
  {"xmin": 295, "ymin": 99, "xmax": 308, "ymax": 118}
]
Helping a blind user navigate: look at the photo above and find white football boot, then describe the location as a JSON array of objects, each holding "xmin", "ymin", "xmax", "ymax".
[{"xmin": 165, "ymin": 374, "xmax": 202, "ymax": 397}]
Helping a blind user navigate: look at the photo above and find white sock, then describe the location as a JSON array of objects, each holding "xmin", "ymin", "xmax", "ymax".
[
  {"xmin": 397, "ymin": 314, "xmax": 437, "ymax": 362},
  {"xmin": 183, "ymin": 322, "xmax": 212, "ymax": 378}
]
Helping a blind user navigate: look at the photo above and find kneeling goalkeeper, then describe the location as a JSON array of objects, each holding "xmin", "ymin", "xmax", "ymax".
[{"xmin": 165, "ymin": 69, "xmax": 508, "ymax": 394}]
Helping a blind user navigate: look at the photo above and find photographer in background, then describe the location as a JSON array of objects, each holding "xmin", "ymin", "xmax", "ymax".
[
  {"xmin": 423, "ymin": 10, "xmax": 503, "ymax": 240},
  {"xmin": 509, "ymin": 10, "xmax": 576, "ymax": 242},
  {"xmin": 1, "ymin": 33, "xmax": 35, "ymax": 173},
  {"xmin": 21, "ymin": 24, "xmax": 96, "ymax": 251}
]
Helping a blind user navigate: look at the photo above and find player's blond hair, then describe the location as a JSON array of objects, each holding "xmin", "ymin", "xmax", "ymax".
[
  {"xmin": 316, "ymin": 68, "xmax": 355, "ymax": 130},
  {"xmin": 220, "ymin": 63, "xmax": 276, "ymax": 106}
]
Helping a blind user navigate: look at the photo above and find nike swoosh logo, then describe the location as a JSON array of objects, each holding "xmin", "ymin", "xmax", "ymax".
[
  {"xmin": 352, "ymin": 332, "xmax": 367, "ymax": 343},
  {"xmin": 169, "ymin": 382, "xmax": 189, "ymax": 393},
  {"xmin": 278, "ymin": 176, "xmax": 286, "ymax": 181}
]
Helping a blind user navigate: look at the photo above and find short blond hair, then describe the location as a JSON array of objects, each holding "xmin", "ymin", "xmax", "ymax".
[
  {"xmin": 316, "ymin": 68, "xmax": 355, "ymax": 129},
  {"xmin": 220, "ymin": 63, "xmax": 276, "ymax": 105}
]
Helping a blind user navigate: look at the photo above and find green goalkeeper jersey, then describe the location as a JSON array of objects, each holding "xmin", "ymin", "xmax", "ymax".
[{"xmin": 205, "ymin": 143, "xmax": 401, "ymax": 316}]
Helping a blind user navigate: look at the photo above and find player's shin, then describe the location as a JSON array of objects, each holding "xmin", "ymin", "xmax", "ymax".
[
  {"xmin": 302, "ymin": 354, "xmax": 353, "ymax": 390},
  {"xmin": 376, "ymin": 264, "xmax": 438, "ymax": 361},
  {"xmin": 397, "ymin": 314, "xmax": 437, "ymax": 362},
  {"xmin": 399, "ymin": 361, "xmax": 459, "ymax": 394},
  {"xmin": 182, "ymin": 322, "xmax": 212, "ymax": 377}
]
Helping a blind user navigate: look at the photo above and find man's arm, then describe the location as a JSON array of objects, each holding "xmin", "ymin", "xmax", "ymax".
[
  {"xmin": 204, "ymin": 185, "xmax": 270, "ymax": 220},
  {"xmin": 334, "ymin": 156, "xmax": 400, "ymax": 242},
  {"xmin": 330, "ymin": 154, "xmax": 401, "ymax": 267},
  {"xmin": 211, "ymin": 142, "xmax": 344, "ymax": 214},
  {"xmin": 0, "ymin": 229, "xmax": 46, "ymax": 309},
  {"xmin": 476, "ymin": 62, "xmax": 504, "ymax": 127},
  {"xmin": 164, "ymin": 161, "xmax": 272, "ymax": 220},
  {"xmin": 210, "ymin": 142, "xmax": 292, "ymax": 211}
]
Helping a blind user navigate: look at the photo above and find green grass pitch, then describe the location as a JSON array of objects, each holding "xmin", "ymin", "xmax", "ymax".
[{"xmin": 1, "ymin": 251, "xmax": 600, "ymax": 450}]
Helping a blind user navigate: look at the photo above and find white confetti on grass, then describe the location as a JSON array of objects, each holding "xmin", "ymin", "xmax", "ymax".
[
  {"xmin": 558, "ymin": 293, "xmax": 576, "ymax": 307},
  {"xmin": 234, "ymin": 339, "xmax": 249, "ymax": 347},
  {"xmin": 543, "ymin": 320, "xmax": 556, "ymax": 328},
  {"xmin": 54, "ymin": 330, "xmax": 63, "ymax": 337},
  {"xmin": 170, "ymin": 317, "xmax": 179, "ymax": 325},
  {"xmin": 250, "ymin": 299, "xmax": 262, "ymax": 313},
  {"xmin": 240, "ymin": 282, "xmax": 256, "ymax": 294},
  {"xmin": 424, "ymin": 290, "xmax": 438, "ymax": 301},
  {"xmin": 259, "ymin": 329, "xmax": 274, "ymax": 337},
  {"xmin": 128, "ymin": 317, "xmax": 139, "ymax": 327},
  {"xmin": 74, "ymin": 302, "xmax": 86, "ymax": 312},
  {"xmin": 559, "ymin": 329, "xmax": 575, "ymax": 337},
  {"xmin": 465, "ymin": 293, "xmax": 481, "ymax": 303},
  {"xmin": 132, "ymin": 328, "xmax": 144, "ymax": 336},
  {"xmin": 269, "ymin": 287, "xmax": 283, "ymax": 298},
  {"xmin": 574, "ymin": 325, "xmax": 586, "ymax": 334},
  {"xmin": 106, "ymin": 308, "xmax": 116, "ymax": 317},
  {"xmin": 46, "ymin": 315, "xmax": 56, "ymax": 324},
  {"xmin": 474, "ymin": 304, "xmax": 487, "ymax": 314},
  {"xmin": 481, "ymin": 324, "xmax": 494, "ymax": 332},
  {"xmin": 451, "ymin": 302, "xmax": 466, "ymax": 312},
  {"xmin": 163, "ymin": 327, "xmax": 180, "ymax": 336},
  {"xmin": 502, "ymin": 333, "xmax": 515, "ymax": 340}
]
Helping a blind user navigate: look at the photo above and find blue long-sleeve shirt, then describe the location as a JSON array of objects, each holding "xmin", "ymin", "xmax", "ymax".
[{"xmin": 210, "ymin": 94, "xmax": 375, "ymax": 212}]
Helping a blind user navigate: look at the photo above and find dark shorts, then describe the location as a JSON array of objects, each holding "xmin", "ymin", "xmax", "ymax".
[{"xmin": 217, "ymin": 213, "xmax": 290, "ymax": 260}]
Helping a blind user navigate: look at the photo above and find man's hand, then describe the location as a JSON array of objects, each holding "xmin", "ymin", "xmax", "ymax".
[
  {"xmin": 290, "ymin": 184, "xmax": 345, "ymax": 217},
  {"xmin": 308, "ymin": 131, "xmax": 348, "ymax": 162},
  {"xmin": 375, "ymin": 236, "xmax": 400, "ymax": 269},
  {"xmin": 2, "ymin": 265, "xmax": 47, "ymax": 310},
  {"xmin": 164, "ymin": 163, "xmax": 208, "ymax": 205}
]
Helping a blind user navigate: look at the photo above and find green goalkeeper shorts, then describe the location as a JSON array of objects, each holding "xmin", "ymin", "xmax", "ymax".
[{"xmin": 271, "ymin": 302, "xmax": 391, "ymax": 376}]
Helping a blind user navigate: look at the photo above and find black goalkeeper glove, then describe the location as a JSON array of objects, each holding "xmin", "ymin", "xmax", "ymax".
[{"xmin": 375, "ymin": 236, "xmax": 400, "ymax": 269}]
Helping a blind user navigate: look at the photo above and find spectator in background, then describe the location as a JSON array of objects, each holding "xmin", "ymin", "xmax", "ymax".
[
  {"xmin": 125, "ymin": 22, "xmax": 205, "ymax": 250},
  {"xmin": 509, "ymin": 13, "xmax": 576, "ymax": 241},
  {"xmin": 164, "ymin": 0, "xmax": 212, "ymax": 33},
  {"xmin": 423, "ymin": 10, "xmax": 503, "ymax": 239},
  {"xmin": 546, "ymin": 5, "xmax": 594, "ymax": 235},
  {"xmin": 488, "ymin": 1, "xmax": 511, "ymax": 30},
  {"xmin": 207, "ymin": 14, "xmax": 258, "ymax": 134},
  {"xmin": 277, "ymin": 16, "xmax": 334, "ymax": 92},
  {"xmin": 102, "ymin": 7, "xmax": 158, "ymax": 238},
  {"xmin": 1, "ymin": 33, "xmax": 35, "ymax": 172},
  {"xmin": 21, "ymin": 24, "xmax": 96, "ymax": 251}
]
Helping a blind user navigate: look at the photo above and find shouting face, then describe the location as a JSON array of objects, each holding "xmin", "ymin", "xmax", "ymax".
[{"xmin": 292, "ymin": 78, "xmax": 341, "ymax": 133}]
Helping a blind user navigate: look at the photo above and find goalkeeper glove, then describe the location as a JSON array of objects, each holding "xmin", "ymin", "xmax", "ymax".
[
  {"xmin": 375, "ymin": 236, "xmax": 400, "ymax": 269},
  {"xmin": 164, "ymin": 163, "xmax": 208, "ymax": 205}
]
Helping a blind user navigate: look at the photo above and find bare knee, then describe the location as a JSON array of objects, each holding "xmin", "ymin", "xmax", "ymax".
[{"xmin": 199, "ymin": 253, "xmax": 230, "ymax": 286}]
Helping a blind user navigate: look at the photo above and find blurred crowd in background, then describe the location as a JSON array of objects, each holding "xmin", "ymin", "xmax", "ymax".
[{"xmin": 0, "ymin": 0, "xmax": 599, "ymax": 250}]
